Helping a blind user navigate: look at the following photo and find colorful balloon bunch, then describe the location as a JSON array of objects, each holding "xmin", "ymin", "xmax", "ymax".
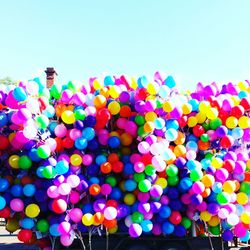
[{"xmin": 0, "ymin": 74, "xmax": 250, "ymax": 249}]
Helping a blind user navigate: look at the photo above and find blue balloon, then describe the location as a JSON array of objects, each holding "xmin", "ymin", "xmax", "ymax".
[
  {"xmin": 174, "ymin": 225, "xmax": 186, "ymax": 237},
  {"xmin": 28, "ymin": 148, "xmax": 40, "ymax": 162},
  {"xmin": 0, "ymin": 112, "xmax": 8, "ymax": 128},
  {"xmin": 240, "ymin": 230, "xmax": 250, "ymax": 242},
  {"xmin": 23, "ymin": 184, "xmax": 36, "ymax": 197},
  {"xmin": 75, "ymin": 137, "xmax": 88, "ymax": 150},
  {"xmin": 141, "ymin": 220, "xmax": 153, "ymax": 233},
  {"xmin": 110, "ymin": 187, "xmax": 122, "ymax": 200},
  {"xmin": 82, "ymin": 204, "xmax": 93, "ymax": 214},
  {"xmin": 84, "ymin": 116, "xmax": 96, "ymax": 127},
  {"xmin": 123, "ymin": 163, "xmax": 134, "ymax": 175},
  {"xmin": 159, "ymin": 205, "xmax": 171, "ymax": 219},
  {"xmin": 10, "ymin": 184, "xmax": 23, "ymax": 197},
  {"xmin": 0, "ymin": 196, "xmax": 6, "ymax": 210},
  {"xmin": 108, "ymin": 136, "xmax": 120, "ymax": 148},
  {"xmin": 36, "ymin": 166, "xmax": 45, "ymax": 178},
  {"xmin": 178, "ymin": 177, "xmax": 192, "ymax": 192},
  {"xmin": 49, "ymin": 224, "xmax": 61, "ymax": 237},
  {"xmin": 0, "ymin": 178, "xmax": 9, "ymax": 192},
  {"xmin": 162, "ymin": 221, "xmax": 174, "ymax": 235},
  {"xmin": 87, "ymin": 139, "xmax": 99, "ymax": 151},
  {"xmin": 20, "ymin": 218, "xmax": 35, "ymax": 229},
  {"xmin": 13, "ymin": 87, "xmax": 27, "ymax": 101}
]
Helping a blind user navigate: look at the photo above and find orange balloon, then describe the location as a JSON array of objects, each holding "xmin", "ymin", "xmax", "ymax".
[
  {"xmin": 89, "ymin": 184, "xmax": 101, "ymax": 196},
  {"xmin": 103, "ymin": 219, "xmax": 117, "ymax": 229},
  {"xmin": 93, "ymin": 212, "xmax": 104, "ymax": 225},
  {"xmin": 108, "ymin": 153, "xmax": 119, "ymax": 163}
]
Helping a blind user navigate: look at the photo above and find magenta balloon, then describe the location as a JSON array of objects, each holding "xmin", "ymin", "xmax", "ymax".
[
  {"xmin": 60, "ymin": 89, "xmax": 73, "ymax": 103},
  {"xmin": 138, "ymin": 203, "xmax": 151, "ymax": 215},
  {"xmin": 5, "ymin": 91, "xmax": 19, "ymax": 109},
  {"xmin": 129, "ymin": 223, "xmax": 142, "ymax": 238},
  {"xmin": 69, "ymin": 208, "xmax": 83, "ymax": 223},
  {"xmin": 70, "ymin": 92, "xmax": 86, "ymax": 106},
  {"xmin": 10, "ymin": 198, "xmax": 24, "ymax": 212},
  {"xmin": 58, "ymin": 221, "xmax": 71, "ymax": 235},
  {"xmin": 69, "ymin": 191, "xmax": 80, "ymax": 204},
  {"xmin": 101, "ymin": 184, "xmax": 112, "ymax": 196},
  {"xmin": 17, "ymin": 108, "xmax": 32, "ymax": 122}
]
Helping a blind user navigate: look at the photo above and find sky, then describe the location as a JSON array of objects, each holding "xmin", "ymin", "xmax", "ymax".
[{"xmin": 0, "ymin": 0, "xmax": 250, "ymax": 90}]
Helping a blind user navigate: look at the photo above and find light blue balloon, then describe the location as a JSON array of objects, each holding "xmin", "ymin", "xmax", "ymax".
[
  {"xmin": 55, "ymin": 161, "xmax": 69, "ymax": 175},
  {"xmin": 82, "ymin": 127, "xmax": 95, "ymax": 141},
  {"xmin": 0, "ymin": 196, "xmax": 6, "ymax": 210},
  {"xmin": 75, "ymin": 137, "xmax": 88, "ymax": 150},
  {"xmin": 141, "ymin": 220, "xmax": 153, "ymax": 233},
  {"xmin": 23, "ymin": 184, "xmax": 36, "ymax": 197}
]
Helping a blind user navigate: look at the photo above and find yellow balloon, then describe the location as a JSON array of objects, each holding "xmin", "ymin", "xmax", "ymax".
[
  {"xmin": 25, "ymin": 204, "xmax": 40, "ymax": 218},
  {"xmin": 93, "ymin": 79, "xmax": 103, "ymax": 90},
  {"xmin": 162, "ymin": 101, "xmax": 174, "ymax": 112},
  {"xmin": 82, "ymin": 213, "xmax": 94, "ymax": 226},
  {"xmin": 182, "ymin": 103, "xmax": 192, "ymax": 115},
  {"xmin": 200, "ymin": 211, "xmax": 212, "ymax": 222},
  {"xmin": 222, "ymin": 181, "xmax": 236, "ymax": 193},
  {"xmin": 187, "ymin": 116, "xmax": 197, "ymax": 127},
  {"xmin": 196, "ymin": 112, "xmax": 207, "ymax": 124},
  {"xmin": 70, "ymin": 154, "xmax": 82, "ymax": 166},
  {"xmin": 130, "ymin": 77, "xmax": 138, "ymax": 90},
  {"xmin": 155, "ymin": 178, "xmax": 168, "ymax": 189},
  {"xmin": 145, "ymin": 112, "xmax": 157, "ymax": 122},
  {"xmin": 61, "ymin": 110, "xmax": 76, "ymax": 124},
  {"xmin": 236, "ymin": 192, "xmax": 248, "ymax": 205},
  {"xmin": 9, "ymin": 155, "xmax": 20, "ymax": 169},
  {"xmin": 240, "ymin": 212, "xmax": 250, "ymax": 224},
  {"xmin": 211, "ymin": 157, "xmax": 223, "ymax": 169},
  {"xmin": 226, "ymin": 116, "xmax": 238, "ymax": 129},
  {"xmin": 199, "ymin": 101, "xmax": 209, "ymax": 113},
  {"xmin": 238, "ymin": 116, "xmax": 250, "ymax": 129},
  {"xmin": 238, "ymin": 81, "xmax": 248, "ymax": 91},
  {"xmin": 206, "ymin": 108, "xmax": 218, "ymax": 120},
  {"xmin": 108, "ymin": 101, "xmax": 120, "ymax": 115},
  {"xmin": 109, "ymin": 86, "xmax": 120, "ymax": 99}
]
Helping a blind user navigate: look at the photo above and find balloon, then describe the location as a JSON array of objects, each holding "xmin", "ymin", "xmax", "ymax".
[{"xmin": 25, "ymin": 204, "xmax": 40, "ymax": 218}]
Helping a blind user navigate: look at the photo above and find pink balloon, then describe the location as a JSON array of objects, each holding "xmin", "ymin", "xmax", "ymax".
[
  {"xmin": 58, "ymin": 183, "xmax": 71, "ymax": 196},
  {"xmin": 58, "ymin": 221, "xmax": 71, "ymax": 235},
  {"xmin": 60, "ymin": 234, "xmax": 73, "ymax": 247},
  {"xmin": 54, "ymin": 124, "xmax": 67, "ymax": 138},
  {"xmin": 47, "ymin": 186, "xmax": 60, "ymax": 199}
]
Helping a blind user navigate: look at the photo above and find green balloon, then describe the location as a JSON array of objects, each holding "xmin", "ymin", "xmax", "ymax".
[
  {"xmin": 138, "ymin": 179, "xmax": 151, "ymax": 192},
  {"xmin": 208, "ymin": 225, "xmax": 220, "ymax": 236},
  {"xmin": 50, "ymin": 84, "xmax": 61, "ymax": 100},
  {"xmin": 67, "ymin": 81, "xmax": 77, "ymax": 93},
  {"xmin": 166, "ymin": 164, "xmax": 178, "ymax": 177},
  {"xmin": 36, "ymin": 115, "xmax": 49, "ymax": 129},
  {"xmin": 135, "ymin": 115, "xmax": 145, "ymax": 126},
  {"xmin": 37, "ymin": 146, "xmax": 50, "ymax": 159},
  {"xmin": 137, "ymin": 126, "xmax": 148, "ymax": 137},
  {"xmin": 131, "ymin": 212, "xmax": 144, "ymax": 224},
  {"xmin": 74, "ymin": 109, "xmax": 86, "ymax": 120},
  {"xmin": 42, "ymin": 165, "xmax": 56, "ymax": 179},
  {"xmin": 37, "ymin": 219, "xmax": 49, "ymax": 233},
  {"xmin": 190, "ymin": 169, "xmax": 203, "ymax": 181},
  {"xmin": 167, "ymin": 176, "xmax": 179, "ymax": 186},
  {"xmin": 105, "ymin": 176, "xmax": 117, "ymax": 187},
  {"xmin": 209, "ymin": 118, "xmax": 222, "ymax": 130},
  {"xmin": 201, "ymin": 134, "xmax": 209, "ymax": 142},
  {"xmin": 19, "ymin": 155, "xmax": 32, "ymax": 170},
  {"xmin": 181, "ymin": 217, "xmax": 192, "ymax": 229},
  {"xmin": 217, "ymin": 192, "xmax": 230, "ymax": 205},
  {"xmin": 134, "ymin": 173, "xmax": 145, "ymax": 183},
  {"xmin": 145, "ymin": 165, "xmax": 156, "ymax": 176},
  {"xmin": 205, "ymin": 153, "xmax": 213, "ymax": 160},
  {"xmin": 240, "ymin": 182, "xmax": 250, "ymax": 194},
  {"xmin": 202, "ymin": 122, "xmax": 210, "ymax": 131},
  {"xmin": 156, "ymin": 100, "xmax": 163, "ymax": 108}
]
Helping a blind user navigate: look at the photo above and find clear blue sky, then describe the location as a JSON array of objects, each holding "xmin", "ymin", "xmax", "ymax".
[{"xmin": 0, "ymin": 0, "xmax": 250, "ymax": 90}]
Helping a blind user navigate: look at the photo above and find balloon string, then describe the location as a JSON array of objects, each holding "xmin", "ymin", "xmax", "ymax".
[{"xmin": 205, "ymin": 222, "xmax": 214, "ymax": 250}]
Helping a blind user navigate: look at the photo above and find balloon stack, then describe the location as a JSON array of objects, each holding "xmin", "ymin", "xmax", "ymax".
[{"xmin": 0, "ymin": 73, "xmax": 250, "ymax": 249}]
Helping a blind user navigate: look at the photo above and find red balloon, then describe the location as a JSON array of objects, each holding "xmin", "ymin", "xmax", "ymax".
[
  {"xmin": 62, "ymin": 137, "xmax": 74, "ymax": 149},
  {"xmin": 240, "ymin": 97, "xmax": 250, "ymax": 111},
  {"xmin": 0, "ymin": 135, "xmax": 9, "ymax": 150},
  {"xmin": 18, "ymin": 229, "xmax": 32, "ymax": 243},
  {"xmin": 112, "ymin": 161, "xmax": 124, "ymax": 173},
  {"xmin": 231, "ymin": 105, "xmax": 244, "ymax": 118},
  {"xmin": 223, "ymin": 160, "xmax": 235, "ymax": 172},
  {"xmin": 52, "ymin": 199, "xmax": 67, "ymax": 214},
  {"xmin": 106, "ymin": 200, "xmax": 118, "ymax": 208},
  {"xmin": 193, "ymin": 125, "xmax": 205, "ymax": 137},
  {"xmin": 169, "ymin": 211, "xmax": 182, "ymax": 225},
  {"xmin": 0, "ymin": 206, "xmax": 11, "ymax": 218},
  {"xmin": 220, "ymin": 135, "xmax": 234, "ymax": 149}
]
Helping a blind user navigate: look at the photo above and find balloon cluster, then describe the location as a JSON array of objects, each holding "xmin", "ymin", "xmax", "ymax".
[{"xmin": 0, "ymin": 74, "xmax": 250, "ymax": 249}]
